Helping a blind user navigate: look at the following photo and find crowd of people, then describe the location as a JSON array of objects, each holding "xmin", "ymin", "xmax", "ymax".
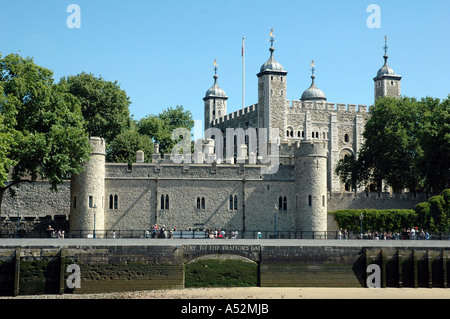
[
  {"xmin": 41, "ymin": 224, "xmax": 435, "ymax": 240},
  {"xmin": 338, "ymin": 227, "xmax": 432, "ymax": 240}
]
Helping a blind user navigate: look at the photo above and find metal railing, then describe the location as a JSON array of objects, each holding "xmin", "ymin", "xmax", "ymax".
[{"xmin": 1, "ymin": 229, "xmax": 449, "ymax": 240}]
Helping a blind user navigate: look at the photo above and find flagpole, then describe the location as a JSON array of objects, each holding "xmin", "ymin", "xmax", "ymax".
[{"xmin": 242, "ymin": 36, "xmax": 245, "ymax": 110}]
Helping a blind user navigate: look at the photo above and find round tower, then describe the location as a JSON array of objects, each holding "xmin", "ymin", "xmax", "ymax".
[
  {"xmin": 294, "ymin": 140, "xmax": 328, "ymax": 238},
  {"xmin": 70, "ymin": 137, "xmax": 106, "ymax": 238}
]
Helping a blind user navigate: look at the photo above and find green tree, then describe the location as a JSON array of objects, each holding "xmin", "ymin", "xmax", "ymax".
[
  {"xmin": 59, "ymin": 72, "xmax": 131, "ymax": 143},
  {"xmin": 416, "ymin": 96, "xmax": 450, "ymax": 192},
  {"xmin": 414, "ymin": 189, "xmax": 450, "ymax": 233},
  {"xmin": 137, "ymin": 105, "xmax": 194, "ymax": 154},
  {"xmin": 0, "ymin": 53, "xmax": 91, "ymax": 213},
  {"xmin": 337, "ymin": 96, "xmax": 449, "ymax": 193},
  {"xmin": 106, "ymin": 121, "xmax": 154, "ymax": 164}
]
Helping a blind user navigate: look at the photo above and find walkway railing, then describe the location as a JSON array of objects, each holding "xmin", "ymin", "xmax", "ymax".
[{"xmin": 1, "ymin": 229, "xmax": 449, "ymax": 240}]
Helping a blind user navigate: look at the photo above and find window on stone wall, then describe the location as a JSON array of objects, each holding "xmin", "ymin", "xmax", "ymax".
[
  {"xmin": 89, "ymin": 196, "xmax": 93, "ymax": 208},
  {"xmin": 161, "ymin": 194, "xmax": 169, "ymax": 210},
  {"xmin": 322, "ymin": 195, "xmax": 325, "ymax": 207},
  {"xmin": 286, "ymin": 127, "xmax": 293, "ymax": 138},
  {"xmin": 229, "ymin": 195, "xmax": 238, "ymax": 211},
  {"xmin": 197, "ymin": 197, "xmax": 206, "ymax": 210},
  {"xmin": 308, "ymin": 195, "xmax": 312, "ymax": 207},
  {"xmin": 109, "ymin": 194, "xmax": 119, "ymax": 210},
  {"xmin": 278, "ymin": 196, "xmax": 287, "ymax": 211},
  {"xmin": 73, "ymin": 197, "xmax": 77, "ymax": 209},
  {"xmin": 344, "ymin": 134, "xmax": 349, "ymax": 143}
]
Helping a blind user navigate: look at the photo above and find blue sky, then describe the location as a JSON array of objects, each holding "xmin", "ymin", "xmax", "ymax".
[{"xmin": 1, "ymin": 0, "xmax": 449, "ymax": 124}]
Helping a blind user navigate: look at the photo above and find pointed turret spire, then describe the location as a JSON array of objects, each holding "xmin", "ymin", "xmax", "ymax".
[
  {"xmin": 204, "ymin": 59, "xmax": 227, "ymax": 99},
  {"xmin": 301, "ymin": 60, "xmax": 326, "ymax": 101},
  {"xmin": 383, "ymin": 35, "xmax": 389, "ymax": 65},
  {"xmin": 258, "ymin": 28, "xmax": 286, "ymax": 75}
]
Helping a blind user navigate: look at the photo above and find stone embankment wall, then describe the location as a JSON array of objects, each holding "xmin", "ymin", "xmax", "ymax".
[{"xmin": 0, "ymin": 241, "xmax": 449, "ymax": 296}]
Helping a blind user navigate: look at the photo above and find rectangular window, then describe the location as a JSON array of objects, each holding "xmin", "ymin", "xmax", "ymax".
[
  {"xmin": 308, "ymin": 195, "xmax": 312, "ymax": 207},
  {"xmin": 322, "ymin": 195, "xmax": 325, "ymax": 207},
  {"xmin": 73, "ymin": 197, "xmax": 77, "ymax": 209},
  {"xmin": 89, "ymin": 196, "xmax": 93, "ymax": 208}
]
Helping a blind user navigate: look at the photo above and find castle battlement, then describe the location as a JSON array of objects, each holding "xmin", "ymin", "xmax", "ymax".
[
  {"xmin": 212, "ymin": 103, "xmax": 257, "ymax": 126},
  {"xmin": 289, "ymin": 100, "xmax": 369, "ymax": 113}
]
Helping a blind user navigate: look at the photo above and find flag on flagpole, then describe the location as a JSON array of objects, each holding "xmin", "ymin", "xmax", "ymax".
[{"xmin": 242, "ymin": 37, "xmax": 245, "ymax": 57}]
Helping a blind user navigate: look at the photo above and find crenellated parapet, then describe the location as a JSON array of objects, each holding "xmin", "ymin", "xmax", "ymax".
[
  {"xmin": 288, "ymin": 100, "xmax": 369, "ymax": 113},
  {"xmin": 212, "ymin": 103, "xmax": 258, "ymax": 126}
]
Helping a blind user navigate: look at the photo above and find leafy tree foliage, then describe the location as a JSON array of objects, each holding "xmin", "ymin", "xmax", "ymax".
[
  {"xmin": 336, "ymin": 96, "xmax": 450, "ymax": 193},
  {"xmin": 0, "ymin": 53, "xmax": 91, "ymax": 213},
  {"xmin": 137, "ymin": 105, "xmax": 194, "ymax": 154},
  {"xmin": 59, "ymin": 72, "xmax": 131, "ymax": 143},
  {"xmin": 106, "ymin": 121, "xmax": 153, "ymax": 164}
]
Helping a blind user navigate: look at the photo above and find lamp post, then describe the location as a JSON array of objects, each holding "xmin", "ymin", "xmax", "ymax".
[
  {"xmin": 274, "ymin": 204, "xmax": 278, "ymax": 239},
  {"xmin": 93, "ymin": 204, "xmax": 97, "ymax": 239},
  {"xmin": 359, "ymin": 213, "xmax": 363, "ymax": 239}
]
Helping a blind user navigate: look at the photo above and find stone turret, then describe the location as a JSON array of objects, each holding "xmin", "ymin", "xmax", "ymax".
[
  {"xmin": 70, "ymin": 137, "xmax": 106, "ymax": 238},
  {"xmin": 257, "ymin": 29, "xmax": 288, "ymax": 142},
  {"xmin": 294, "ymin": 140, "xmax": 328, "ymax": 237}
]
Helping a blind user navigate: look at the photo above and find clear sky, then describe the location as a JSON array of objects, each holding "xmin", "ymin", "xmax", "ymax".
[{"xmin": 1, "ymin": 0, "xmax": 449, "ymax": 124}]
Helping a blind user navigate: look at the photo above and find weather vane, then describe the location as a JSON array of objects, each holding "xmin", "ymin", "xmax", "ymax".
[
  {"xmin": 213, "ymin": 59, "xmax": 218, "ymax": 75},
  {"xmin": 311, "ymin": 60, "xmax": 315, "ymax": 75},
  {"xmin": 383, "ymin": 35, "xmax": 389, "ymax": 56},
  {"xmin": 268, "ymin": 28, "xmax": 276, "ymax": 47}
]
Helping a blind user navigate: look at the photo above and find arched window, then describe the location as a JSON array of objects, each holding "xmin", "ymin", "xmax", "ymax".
[
  {"xmin": 161, "ymin": 195, "xmax": 165, "ymax": 210},
  {"xmin": 229, "ymin": 195, "xmax": 233, "ymax": 210},
  {"xmin": 234, "ymin": 195, "xmax": 238, "ymax": 211},
  {"xmin": 109, "ymin": 195, "xmax": 114, "ymax": 209},
  {"xmin": 201, "ymin": 197, "xmax": 206, "ymax": 210},
  {"xmin": 114, "ymin": 195, "xmax": 118, "ymax": 210},
  {"xmin": 197, "ymin": 197, "xmax": 201, "ymax": 209},
  {"xmin": 286, "ymin": 127, "xmax": 293, "ymax": 138},
  {"xmin": 165, "ymin": 195, "xmax": 169, "ymax": 210},
  {"xmin": 283, "ymin": 196, "xmax": 287, "ymax": 211}
]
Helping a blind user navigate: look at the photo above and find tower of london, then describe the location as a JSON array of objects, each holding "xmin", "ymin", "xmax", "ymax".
[{"xmin": 2, "ymin": 33, "xmax": 425, "ymax": 238}]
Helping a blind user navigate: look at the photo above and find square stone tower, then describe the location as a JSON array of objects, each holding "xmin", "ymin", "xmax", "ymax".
[{"xmin": 257, "ymin": 32, "xmax": 288, "ymax": 143}]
